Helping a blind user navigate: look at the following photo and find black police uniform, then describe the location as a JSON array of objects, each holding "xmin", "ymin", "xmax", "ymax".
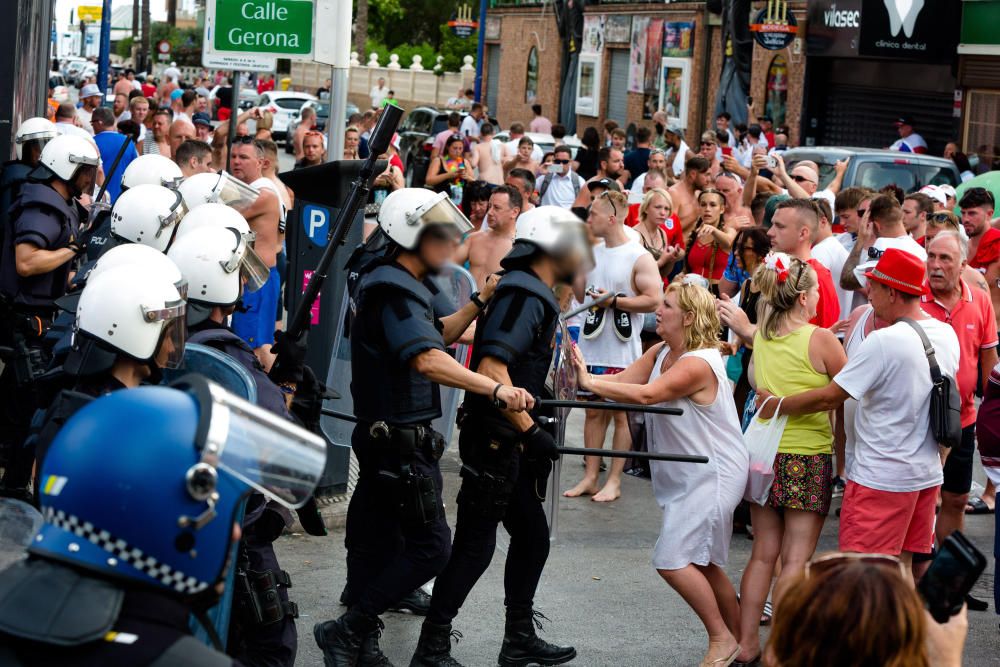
[
  {"xmin": 188, "ymin": 323, "xmax": 299, "ymax": 667},
  {"xmin": 341, "ymin": 261, "xmax": 452, "ymax": 620},
  {"xmin": 0, "ymin": 558, "xmax": 243, "ymax": 666},
  {"xmin": 420, "ymin": 267, "xmax": 573, "ymax": 666},
  {"xmin": 0, "ymin": 160, "xmax": 33, "ymax": 251},
  {"xmin": 0, "ymin": 182, "xmax": 83, "ymax": 496}
]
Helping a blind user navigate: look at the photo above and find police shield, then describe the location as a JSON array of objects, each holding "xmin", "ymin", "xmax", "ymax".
[
  {"xmin": 161, "ymin": 344, "xmax": 255, "ymax": 649},
  {"xmin": 162, "ymin": 343, "xmax": 258, "ymax": 404},
  {"xmin": 0, "ymin": 499, "xmax": 43, "ymax": 570}
]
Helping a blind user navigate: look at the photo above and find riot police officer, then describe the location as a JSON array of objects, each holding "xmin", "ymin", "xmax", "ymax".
[
  {"xmin": 313, "ymin": 188, "xmax": 534, "ymax": 666},
  {"xmin": 28, "ymin": 254, "xmax": 187, "ymax": 470},
  {"xmin": 0, "ymin": 379, "xmax": 327, "ymax": 666},
  {"xmin": 1, "ymin": 117, "xmax": 58, "ymax": 250},
  {"xmin": 168, "ymin": 223, "xmax": 301, "ymax": 667},
  {"xmin": 0, "ymin": 134, "xmax": 98, "ymax": 498},
  {"xmin": 413, "ymin": 207, "xmax": 592, "ymax": 667}
]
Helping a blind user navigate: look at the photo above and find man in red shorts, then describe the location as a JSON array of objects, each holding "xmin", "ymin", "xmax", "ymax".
[{"xmin": 755, "ymin": 249, "xmax": 960, "ymax": 575}]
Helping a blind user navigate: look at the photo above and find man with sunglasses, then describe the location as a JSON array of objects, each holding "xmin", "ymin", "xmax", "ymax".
[
  {"xmin": 538, "ymin": 145, "xmax": 584, "ymax": 208},
  {"xmin": 960, "ymin": 187, "xmax": 1000, "ymax": 329},
  {"xmin": 697, "ymin": 131, "xmax": 723, "ymax": 180}
]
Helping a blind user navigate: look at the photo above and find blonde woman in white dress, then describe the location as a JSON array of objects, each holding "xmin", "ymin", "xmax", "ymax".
[{"xmin": 571, "ymin": 280, "xmax": 750, "ymax": 667}]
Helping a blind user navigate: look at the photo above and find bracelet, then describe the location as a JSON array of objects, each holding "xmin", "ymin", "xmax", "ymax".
[
  {"xmin": 470, "ymin": 291, "xmax": 486, "ymax": 310},
  {"xmin": 492, "ymin": 383, "xmax": 503, "ymax": 401}
]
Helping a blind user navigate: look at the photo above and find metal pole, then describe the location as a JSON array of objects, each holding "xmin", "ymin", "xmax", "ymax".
[
  {"xmin": 226, "ymin": 71, "xmax": 240, "ymax": 173},
  {"xmin": 537, "ymin": 399, "xmax": 683, "ymax": 416},
  {"xmin": 556, "ymin": 447, "xmax": 707, "ymax": 464},
  {"xmin": 473, "ymin": 0, "xmax": 487, "ymax": 102},
  {"xmin": 97, "ymin": 0, "xmax": 112, "ymax": 95},
  {"xmin": 327, "ymin": 68, "xmax": 347, "ymax": 161}
]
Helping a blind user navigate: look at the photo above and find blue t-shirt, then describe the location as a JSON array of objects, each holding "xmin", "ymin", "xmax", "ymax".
[
  {"xmin": 723, "ymin": 252, "xmax": 749, "ymax": 285},
  {"xmin": 93, "ymin": 131, "xmax": 138, "ymax": 204}
]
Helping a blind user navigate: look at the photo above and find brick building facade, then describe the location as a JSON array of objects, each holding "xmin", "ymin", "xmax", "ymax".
[{"xmin": 484, "ymin": 1, "xmax": 807, "ymax": 149}]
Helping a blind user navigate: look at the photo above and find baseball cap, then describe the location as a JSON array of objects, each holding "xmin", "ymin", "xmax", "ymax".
[
  {"xmin": 80, "ymin": 84, "xmax": 101, "ymax": 99},
  {"xmin": 853, "ymin": 236, "xmax": 928, "ymax": 288},
  {"xmin": 170, "ymin": 89, "xmax": 184, "ymax": 101},
  {"xmin": 586, "ymin": 177, "xmax": 622, "ymax": 193},
  {"xmin": 894, "ymin": 116, "xmax": 915, "ymax": 127},
  {"xmin": 938, "ymin": 184, "xmax": 957, "ymax": 201},
  {"xmin": 864, "ymin": 247, "xmax": 929, "ymax": 296},
  {"xmin": 192, "ymin": 112, "xmax": 212, "ymax": 127},
  {"xmin": 919, "ymin": 185, "xmax": 947, "ymax": 206},
  {"xmin": 665, "ymin": 122, "xmax": 685, "ymax": 136},
  {"xmin": 195, "ymin": 87, "xmax": 211, "ymax": 99}
]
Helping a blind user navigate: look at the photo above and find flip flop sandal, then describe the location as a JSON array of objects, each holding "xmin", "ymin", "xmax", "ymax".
[
  {"xmin": 965, "ymin": 496, "xmax": 995, "ymax": 515},
  {"xmin": 612, "ymin": 307, "xmax": 633, "ymax": 342},
  {"xmin": 760, "ymin": 600, "xmax": 773, "ymax": 626},
  {"xmin": 583, "ymin": 305, "xmax": 606, "ymax": 339}
]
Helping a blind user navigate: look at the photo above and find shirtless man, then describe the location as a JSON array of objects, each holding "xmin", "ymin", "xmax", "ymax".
[
  {"xmin": 229, "ymin": 140, "xmax": 283, "ymax": 366},
  {"xmin": 669, "ymin": 156, "xmax": 713, "ymax": 236},
  {"xmin": 211, "ymin": 107, "xmax": 259, "ymax": 171},
  {"xmin": 572, "ymin": 147, "xmax": 625, "ymax": 209},
  {"xmin": 145, "ymin": 109, "xmax": 173, "ymax": 157},
  {"xmin": 293, "ymin": 107, "xmax": 317, "ymax": 162},
  {"xmin": 715, "ymin": 171, "xmax": 753, "ymax": 229},
  {"xmin": 453, "ymin": 185, "xmax": 521, "ymax": 288},
  {"xmin": 471, "ymin": 123, "xmax": 503, "ymax": 184}
]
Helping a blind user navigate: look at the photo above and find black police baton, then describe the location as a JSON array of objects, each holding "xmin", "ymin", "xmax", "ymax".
[{"xmin": 282, "ymin": 104, "xmax": 405, "ymax": 344}]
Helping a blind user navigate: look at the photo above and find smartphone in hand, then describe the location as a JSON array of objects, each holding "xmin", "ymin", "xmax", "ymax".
[{"xmin": 917, "ymin": 531, "xmax": 986, "ymax": 624}]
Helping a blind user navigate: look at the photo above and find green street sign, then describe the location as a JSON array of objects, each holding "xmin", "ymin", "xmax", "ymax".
[{"xmin": 213, "ymin": 0, "xmax": 313, "ymax": 56}]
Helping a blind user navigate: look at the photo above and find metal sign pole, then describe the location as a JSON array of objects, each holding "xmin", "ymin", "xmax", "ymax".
[{"xmin": 226, "ymin": 70, "xmax": 240, "ymax": 173}]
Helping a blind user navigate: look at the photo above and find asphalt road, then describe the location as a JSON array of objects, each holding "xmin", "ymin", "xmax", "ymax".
[{"xmin": 276, "ymin": 410, "xmax": 1000, "ymax": 667}]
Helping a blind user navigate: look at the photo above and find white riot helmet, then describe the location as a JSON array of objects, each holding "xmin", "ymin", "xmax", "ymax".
[
  {"xmin": 175, "ymin": 202, "xmax": 253, "ymax": 241},
  {"xmin": 501, "ymin": 205, "xmax": 594, "ymax": 274},
  {"xmin": 15, "ymin": 117, "xmax": 58, "ymax": 161},
  {"xmin": 66, "ymin": 263, "xmax": 187, "ymax": 376},
  {"xmin": 121, "ymin": 154, "xmax": 184, "ymax": 191},
  {"xmin": 178, "ymin": 171, "xmax": 260, "ymax": 212},
  {"xmin": 168, "ymin": 226, "xmax": 268, "ymax": 312},
  {"xmin": 110, "ymin": 184, "xmax": 187, "ymax": 252},
  {"xmin": 377, "ymin": 188, "xmax": 472, "ymax": 250},
  {"xmin": 37, "ymin": 134, "xmax": 100, "ymax": 182}
]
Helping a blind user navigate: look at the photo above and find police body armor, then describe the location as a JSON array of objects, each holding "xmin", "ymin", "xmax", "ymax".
[
  {"xmin": 351, "ymin": 263, "xmax": 442, "ymax": 426},
  {"xmin": 188, "ymin": 328, "xmax": 287, "ymax": 417},
  {"xmin": 0, "ymin": 182, "xmax": 82, "ymax": 311},
  {"xmin": 0, "ymin": 161, "xmax": 33, "ymax": 251},
  {"xmin": 458, "ymin": 269, "xmax": 560, "ymax": 518},
  {"xmin": 0, "ymin": 559, "xmax": 233, "ymax": 667}
]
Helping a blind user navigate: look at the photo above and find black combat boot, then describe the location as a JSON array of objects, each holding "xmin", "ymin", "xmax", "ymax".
[
  {"xmin": 314, "ymin": 608, "xmax": 381, "ymax": 667},
  {"xmin": 389, "ymin": 587, "xmax": 432, "ymax": 615},
  {"xmin": 497, "ymin": 606, "xmax": 576, "ymax": 667},
  {"xmin": 358, "ymin": 626, "xmax": 395, "ymax": 667},
  {"xmin": 409, "ymin": 620, "xmax": 465, "ymax": 667}
]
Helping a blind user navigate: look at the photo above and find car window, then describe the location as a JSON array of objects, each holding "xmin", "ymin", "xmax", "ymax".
[
  {"xmin": 917, "ymin": 165, "xmax": 957, "ymax": 187},
  {"xmin": 431, "ymin": 114, "xmax": 449, "ymax": 136},
  {"xmin": 855, "ymin": 162, "xmax": 918, "ymax": 193},
  {"xmin": 275, "ymin": 98, "xmax": 307, "ymax": 110},
  {"xmin": 410, "ymin": 111, "xmax": 429, "ymax": 134},
  {"xmin": 314, "ymin": 103, "xmax": 329, "ymax": 117},
  {"xmin": 259, "ymin": 95, "xmax": 270, "ymax": 106}
]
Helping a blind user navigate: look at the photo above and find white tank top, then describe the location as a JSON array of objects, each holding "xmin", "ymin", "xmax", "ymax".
[
  {"xmin": 252, "ymin": 177, "xmax": 287, "ymax": 223},
  {"xmin": 579, "ymin": 239, "xmax": 648, "ymax": 368}
]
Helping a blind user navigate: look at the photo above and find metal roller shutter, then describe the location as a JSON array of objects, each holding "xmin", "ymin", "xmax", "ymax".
[
  {"xmin": 606, "ymin": 49, "xmax": 629, "ymax": 126},
  {"xmin": 486, "ymin": 45, "xmax": 501, "ymax": 112},
  {"xmin": 821, "ymin": 84, "xmax": 956, "ymax": 154}
]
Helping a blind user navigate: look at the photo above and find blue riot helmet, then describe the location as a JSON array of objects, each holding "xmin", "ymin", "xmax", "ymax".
[{"xmin": 30, "ymin": 378, "xmax": 326, "ymax": 600}]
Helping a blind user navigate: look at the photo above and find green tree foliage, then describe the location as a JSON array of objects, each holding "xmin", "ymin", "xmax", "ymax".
[
  {"xmin": 116, "ymin": 36, "xmax": 134, "ymax": 60},
  {"xmin": 438, "ymin": 24, "xmax": 477, "ymax": 73}
]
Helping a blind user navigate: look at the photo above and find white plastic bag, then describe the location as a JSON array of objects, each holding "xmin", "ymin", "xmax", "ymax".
[{"xmin": 743, "ymin": 396, "xmax": 787, "ymax": 505}]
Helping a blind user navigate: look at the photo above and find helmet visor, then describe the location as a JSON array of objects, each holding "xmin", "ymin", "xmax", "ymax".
[
  {"xmin": 216, "ymin": 171, "xmax": 261, "ymax": 212},
  {"xmin": 202, "ymin": 382, "xmax": 326, "ymax": 508},
  {"xmin": 157, "ymin": 190, "xmax": 188, "ymax": 240},
  {"xmin": 412, "ymin": 194, "xmax": 473, "ymax": 236},
  {"xmin": 142, "ymin": 299, "xmax": 187, "ymax": 369},
  {"xmin": 219, "ymin": 231, "xmax": 270, "ymax": 293}
]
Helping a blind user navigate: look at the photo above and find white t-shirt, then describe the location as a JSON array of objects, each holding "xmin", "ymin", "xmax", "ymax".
[
  {"xmin": 539, "ymin": 171, "xmax": 582, "ymax": 209},
  {"xmin": 811, "ymin": 235, "xmax": 852, "ymax": 321},
  {"xmin": 834, "ymin": 318, "xmax": 959, "ymax": 492},
  {"xmin": 628, "ymin": 173, "xmax": 647, "ymax": 204},
  {"xmin": 369, "ymin": 85, "xmax": 388, "ymax": 108},
  {"xmin": 460, "ymin": 115, "xmax": 481, "ymax": 140}
]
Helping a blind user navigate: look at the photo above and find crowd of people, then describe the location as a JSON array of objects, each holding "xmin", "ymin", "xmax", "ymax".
[{"xmin": 0, "ymin": 68, "xmax": 994, "ymax": 666}]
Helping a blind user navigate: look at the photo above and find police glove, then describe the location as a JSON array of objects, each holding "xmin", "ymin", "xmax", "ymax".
[
  {"xmin": 66, "ymin": 238, "xmax": 87, "ymax": 256},
  {"xmin": 523, "ymin": 424, "xmax": 559, "ymax": 461},
  {"xmin": 269, "ymin": 330, "xmax": 307, "ymax": 384}
]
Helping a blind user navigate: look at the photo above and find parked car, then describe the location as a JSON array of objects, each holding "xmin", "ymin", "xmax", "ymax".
[
  {"xmin": 65, "ymin": 58, "xmax": 88, "ymax": 86},
  {"xmin": 208, "ymin": 84, "xmax": 264, "ymax": 120},
  {"xmin": 396, "ymin": 107, "xmax": 499, "ymax": 188},
  {"xmin": 781, "ymin": 147, "xmax": 959, "ymax": 193},
  {"xmin": 255, "ymin": 91, "xmax": 317, "ymax": 142},
  {"xmin": 283, "ymin": 99, "xmax": 360, "ymax": 154}
]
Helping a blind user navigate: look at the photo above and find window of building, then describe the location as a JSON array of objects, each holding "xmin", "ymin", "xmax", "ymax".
[
  {"xmin": 525, "ymin": 47, "xmax": 539, "ymax": 104},
  {"xmin": 965, "ymin": 90, "xmax": 1000, "ymax": 174},
  {"xmin": 765, "ymin": 54, "xmax": 788, "ymax": 129}
]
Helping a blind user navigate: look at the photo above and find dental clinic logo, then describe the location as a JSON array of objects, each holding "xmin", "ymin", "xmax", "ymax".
[{"xmin": 883, "ymin": 0, "xmax": 924, "ymax": 38}]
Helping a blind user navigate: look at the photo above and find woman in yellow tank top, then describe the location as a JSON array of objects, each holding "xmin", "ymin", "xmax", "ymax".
[{"xmin": 735, "ymin": 253, "xmax": 847, "ymax": 665}]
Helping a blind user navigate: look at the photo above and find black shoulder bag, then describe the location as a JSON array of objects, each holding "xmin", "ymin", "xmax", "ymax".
[{"xmin": 899, "ymin": 318, "xmax": 962, "ymax": 449}]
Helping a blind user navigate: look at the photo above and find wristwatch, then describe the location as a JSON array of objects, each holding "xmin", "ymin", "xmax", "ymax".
[{"xmin": 470, "ymin": 291, "xmax": 486, "ymax": 310}]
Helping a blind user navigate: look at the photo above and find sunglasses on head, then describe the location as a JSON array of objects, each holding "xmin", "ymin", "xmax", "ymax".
[
  {"xmin": 233, "ymin": 136, "xmax": 255, "ymax": 145},
  {"xmin": 598, "ymin": 190, "xmax": 619, "ymax": 216},
  {"xmin": 805, "ymin": 552, "xmax": 906, "ymax": 579},
  {"xmin": 930, "ymin": 212, "xmax": 955, "ymax": 224}
]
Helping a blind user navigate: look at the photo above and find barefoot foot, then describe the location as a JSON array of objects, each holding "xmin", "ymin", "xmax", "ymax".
[
  {"xmin": 592, "ymin": 481, "xmax": 621, "ymax": 503},
  {"xmin": 563, "ymin": 478, "xmax": 600, "ymax": 498}
]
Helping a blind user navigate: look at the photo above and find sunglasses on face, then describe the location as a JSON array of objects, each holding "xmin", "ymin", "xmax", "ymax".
[
  {"xmin": 554, "ymin": 159, "xmax": 570, "ymax": 165},
  {"xmin": 791, "ymin": 174, "xmax": 816, "ymax": 184},
  {"xmin": 701, "ymin": 141, "xmax": 716, "ymax": 147}
]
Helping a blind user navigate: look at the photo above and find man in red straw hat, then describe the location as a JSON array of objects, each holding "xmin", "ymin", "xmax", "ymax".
[{"xmin": 756, "ymin": 248, "xmax": 960, "ymax": 573}]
